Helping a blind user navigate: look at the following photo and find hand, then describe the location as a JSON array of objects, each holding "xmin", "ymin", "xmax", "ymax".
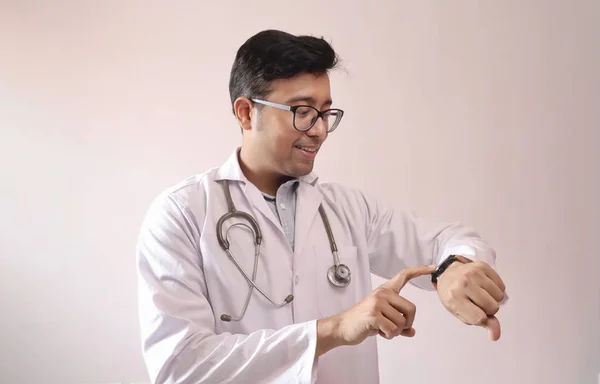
[
  {"xmin": 435, "ymin": 259, "xmax": 506, "ymax": 341},
  {"xmin": 316, "ymin": 264, "xmax": 436, "ymax": 356}
]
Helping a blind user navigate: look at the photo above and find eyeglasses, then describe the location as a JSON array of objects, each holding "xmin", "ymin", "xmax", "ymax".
[{"xmin": 252, "ymin": 99, "xmax": 344, "ymax": 133}]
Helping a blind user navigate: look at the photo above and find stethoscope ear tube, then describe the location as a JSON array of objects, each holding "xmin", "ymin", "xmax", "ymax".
[
  {"xmin": 217, "ymin": 181, "xmax": 263, "ymax": 250},
  {"xmin": 217, "ymin": 211, "xmax": 262, "ymax": 250}
]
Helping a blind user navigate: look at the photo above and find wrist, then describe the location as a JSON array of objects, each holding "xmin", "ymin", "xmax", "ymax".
[
  {"xmin": 431, "ymin": 254, "xmax": 472, "ymax": 288},
  {"xmin": 316, "ymin": 315, "xmax": 343, "ymax": 357},
  {"xmin": 444, "ymin": 260, "xmax": 463, "ymax": 271}
]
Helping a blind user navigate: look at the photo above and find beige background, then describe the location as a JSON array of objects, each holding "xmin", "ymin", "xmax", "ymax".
[{"xmin": 1, "ymin": 1, "xmax": 599, "ymax": 383}]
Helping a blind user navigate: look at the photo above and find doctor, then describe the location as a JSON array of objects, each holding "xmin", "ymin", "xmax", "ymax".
[{"xmin": 136, "ymin": 29, "xmax": 507, "ymax": 384}]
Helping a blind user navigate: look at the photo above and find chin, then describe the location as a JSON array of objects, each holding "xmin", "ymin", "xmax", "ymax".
[{"xmin": 285, "ymin": 164, "xmax": 314, "ymax": 178}]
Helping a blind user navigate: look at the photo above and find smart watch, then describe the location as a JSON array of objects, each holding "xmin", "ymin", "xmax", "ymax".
[{"xmin": 431, "ymin": 254, "xmax": 472, "ymax": 286}]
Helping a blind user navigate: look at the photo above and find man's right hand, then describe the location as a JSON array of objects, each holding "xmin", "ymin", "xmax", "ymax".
[{"xmin": 316, "ymin": 264, "xmax": 436, "ymax": 356}]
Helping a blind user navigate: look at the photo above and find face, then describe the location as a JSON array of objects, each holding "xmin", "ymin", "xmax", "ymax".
[{"xmin": 238, "ymin": 73, "xmax": 334, "ymax": 179}]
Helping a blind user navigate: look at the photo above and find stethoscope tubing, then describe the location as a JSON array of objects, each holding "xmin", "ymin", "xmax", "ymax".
[{"xmin": 216, "ymin": 180, "xmax": 350, "ymax": 322}]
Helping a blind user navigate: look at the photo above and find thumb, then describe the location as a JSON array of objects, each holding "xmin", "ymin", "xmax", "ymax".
[
  {"xmin": 382, "ymin": 264, "xmax": 437, "ymax": 293},
  {"xmin": 482, "ymin": 315, "xmax": 501, "ymax": 341}
]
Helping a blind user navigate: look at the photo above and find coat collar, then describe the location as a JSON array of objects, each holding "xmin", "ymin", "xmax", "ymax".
[
  {"xmin": 214, "ymin": 148, "xmax": 323, "ymax": 257},
  {"xmin": 214, "ymin": 147, "xmax": 320, "ymax": 187}
]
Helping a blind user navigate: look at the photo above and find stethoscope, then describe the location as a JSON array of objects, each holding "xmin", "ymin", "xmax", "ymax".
[{"xmin": 216, "ymin": 180, "xmax": 351, "ymax": 322}]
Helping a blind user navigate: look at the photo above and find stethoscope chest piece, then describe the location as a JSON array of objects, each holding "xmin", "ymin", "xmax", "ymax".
[{"xmin": 327, "ymin": 263, "xmax": 351, "ymax": 287}]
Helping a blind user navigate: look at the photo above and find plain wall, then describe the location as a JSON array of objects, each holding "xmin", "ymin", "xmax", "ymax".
[{"xmin": 1, "ymin": 1, "xmax": 599, "ymax": 383}]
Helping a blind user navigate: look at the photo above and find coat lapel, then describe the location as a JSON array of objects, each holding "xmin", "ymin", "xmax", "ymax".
[
  {"xmin": 293, "ymin": 179, "xmax": 323, "ymax": 258},
  {"xmin": 215, "ymin": 148, "xmax": 282, "ymax": 231}
]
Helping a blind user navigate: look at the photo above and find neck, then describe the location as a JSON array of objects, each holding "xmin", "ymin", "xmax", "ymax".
[{"xmin": 238, "ymin": 147, "xmax": 291, "ymax": 196}]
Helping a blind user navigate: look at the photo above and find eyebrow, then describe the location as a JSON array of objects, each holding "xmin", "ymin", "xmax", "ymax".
[{"xmin": 285, "ymin": 95, "xmax": 333, "ymax": 107}]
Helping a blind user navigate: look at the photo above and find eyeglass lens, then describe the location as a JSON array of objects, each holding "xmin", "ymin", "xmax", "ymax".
[{"xmin": 294, "ymin": 106, "xmax": 342, "ymax": 132}]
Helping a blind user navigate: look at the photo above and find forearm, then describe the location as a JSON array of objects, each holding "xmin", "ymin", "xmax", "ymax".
[
  {"xmin": 366, "ymin": 204, "xmax": 496, "ymax": 289},
  {"xmin": 146, "ymin": 321, "xmax": 318, "ymax": 384},
  {"xmin": 316, "ymin": 315, "xmax": 343, "ymax": 357}
]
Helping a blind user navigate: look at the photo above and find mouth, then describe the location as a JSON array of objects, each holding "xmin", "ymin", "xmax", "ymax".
[{"xmin": 294, "ymin": 145, "xmax": 319, "ymax": 158}]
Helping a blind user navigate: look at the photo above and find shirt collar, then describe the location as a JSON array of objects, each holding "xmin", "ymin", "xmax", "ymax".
[{"xmin": 214, "ymin": 147, "xmax": 320, "ymax": 187}]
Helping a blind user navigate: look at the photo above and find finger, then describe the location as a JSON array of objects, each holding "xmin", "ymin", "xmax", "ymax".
[
  {"xmin": 477, "ymin": 262, "xmax": 506, "ymax": 292},
  {"xmin": 382, "ymin": 326, "xmax": 416, "ymax": 338},
  {"xmin": 484, "ymin": 315, "xmax": 501, "ymax": 341},
  {"xmin": 380, "ymin": 302, "xmax": 408, "ymax": 333},
  {"xmin": 475, "ymin": 273, "xmax": 505, "ymax": 303},
  {"xmin": 383, "ymin": 265, "xmax": 437, "ymax": 293},
  {"xmin": 387, "ymin": 294, "xmax": 417, "ymax": 329},
  {"xmin": 467, "ymin": 286, "xmax": 500, "ymax": 316},
  {"xmin": 375, "ymin": 315, "xmax": 400, "ymax": 339},
  {"xmin": 400, "ymin": 327, "xmax": 416, "ymax": 337},
  {"xmin": 453, "ymin": 298, "xmax": 489, "ymax": 327}
]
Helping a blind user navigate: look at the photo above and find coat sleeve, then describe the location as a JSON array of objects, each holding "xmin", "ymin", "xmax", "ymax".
[
  {"xmin": 353, "ymin": 190, "xmax": 498, "ymax": 291},
  {"xmin": 136, "ymin": 192, "xmax": 318, "ymax": 384}
]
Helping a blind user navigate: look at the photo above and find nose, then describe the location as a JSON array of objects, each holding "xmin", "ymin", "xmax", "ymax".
[{"xmin": 305, "ymin": 116, "xmax": 328, "ymax": 140}]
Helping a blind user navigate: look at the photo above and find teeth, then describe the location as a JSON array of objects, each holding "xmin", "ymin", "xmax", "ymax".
[{"xmin": 297, "ymin": 146, "xmax": 316, "ymax": 152}]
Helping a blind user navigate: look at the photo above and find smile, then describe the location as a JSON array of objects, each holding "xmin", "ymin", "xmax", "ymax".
[
  {"xmin": 294, "ymin": 145, "xmax": 319, "ymax": 159},
  {"xmin": 295, "ymin": 146, "xmax": 317, "ymax": 153}
]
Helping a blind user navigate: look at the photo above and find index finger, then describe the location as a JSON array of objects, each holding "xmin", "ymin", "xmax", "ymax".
[{"xmin": 382, "ymin": 265, "xmax": 437, "ymax": 293}]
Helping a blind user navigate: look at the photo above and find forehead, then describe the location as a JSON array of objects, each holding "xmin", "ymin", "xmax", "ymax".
[{"xmin": 267, "ymin": 73, "xmax": 332, "ymax": 105}]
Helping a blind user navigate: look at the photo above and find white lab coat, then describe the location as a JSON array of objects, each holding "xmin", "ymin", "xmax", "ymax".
[{"xmin": 136, "ymin": 149, "xmax": 497, "ymax": 384}]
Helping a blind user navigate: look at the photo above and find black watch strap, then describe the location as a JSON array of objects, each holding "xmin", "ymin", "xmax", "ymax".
[{"xmin": 431, "ymin": 255, "xmax": 471, "ymax": 285}]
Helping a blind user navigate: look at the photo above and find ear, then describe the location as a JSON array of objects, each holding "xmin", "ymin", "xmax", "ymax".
[{"xmin": 233, "ymin": 97, "xmax": 254, "ymax": 132}]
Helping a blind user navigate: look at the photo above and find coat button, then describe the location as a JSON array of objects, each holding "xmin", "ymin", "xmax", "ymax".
[{"xmin": 294, "ymin": 275, "xmax": 300, "ymax": 285}]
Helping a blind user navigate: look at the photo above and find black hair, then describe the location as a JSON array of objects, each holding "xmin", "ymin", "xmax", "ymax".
[{"xmin": 228, "ymin": 29, "xmax": 340, "ymax": 113}]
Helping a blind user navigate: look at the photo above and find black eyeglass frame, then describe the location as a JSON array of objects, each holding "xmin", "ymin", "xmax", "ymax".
[{"xmin": 251, "ymin": 98, "xmax": 344, "ymax": 133}]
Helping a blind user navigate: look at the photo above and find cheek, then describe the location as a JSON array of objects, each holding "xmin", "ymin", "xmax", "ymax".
[
  {"xmin": 271, "ymin": 117, "xmax": 300, "ymax": 157},
  {"xmin": 271, "ymin": 132, "xmax": 296, "ymax": 158}
]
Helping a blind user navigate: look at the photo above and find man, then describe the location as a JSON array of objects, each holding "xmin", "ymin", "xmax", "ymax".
[{"xmin": 136, "ymin": 29, "xmax": 506, "ymax": 383}]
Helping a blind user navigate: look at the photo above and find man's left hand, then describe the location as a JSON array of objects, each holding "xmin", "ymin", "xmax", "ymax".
[{"xmin": 435, "ymin": 259, "xmax": 506, "ymax": 341}]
